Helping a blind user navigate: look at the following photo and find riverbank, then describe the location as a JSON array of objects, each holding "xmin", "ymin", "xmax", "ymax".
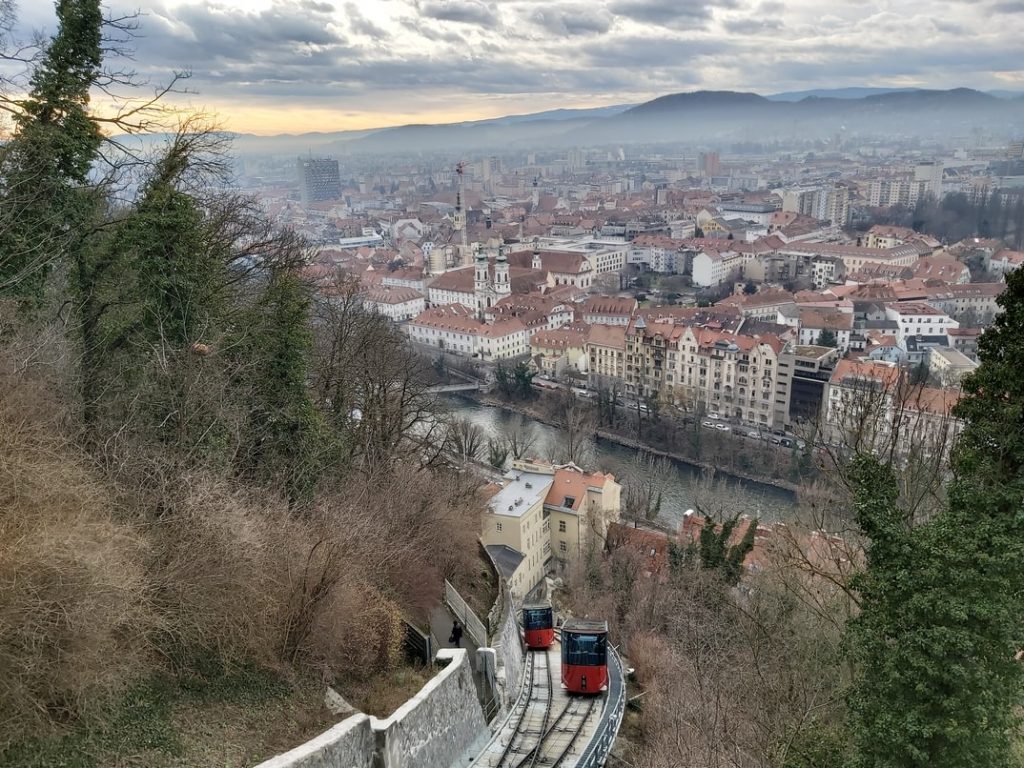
[
  {"xmin": 594, "ymin": 430, "xmax": 802, "ymax": 495},
  {"xmin": 460, "ymin": 390, "xmax": 803, "ymax": 497}
]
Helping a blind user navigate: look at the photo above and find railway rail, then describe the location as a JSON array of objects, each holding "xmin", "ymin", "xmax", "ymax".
[{"xmin": 472, "ymin": 645, "xmax": 608, "ymax": 768}]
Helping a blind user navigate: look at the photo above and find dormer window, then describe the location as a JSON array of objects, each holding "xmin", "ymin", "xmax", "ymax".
[{"xmin": 563, "ymin": 496, "xmax": 576, "ymax": 508}]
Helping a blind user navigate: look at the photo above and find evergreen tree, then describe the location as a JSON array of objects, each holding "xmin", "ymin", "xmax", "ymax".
[
  {"xmin": 846, "ymin": 266, "xmax": 1024, "ymax": 766},
  {"xmin": 0, "ymin": 0, "xmax": 103, "ymax": 305},
  {"xmin": 242, "ymin": 267, "xmax": 322, "ymax": 502},
  {"xmin": 676, "ymin": 513, "xmax": 759, "ymax": 586},
  {"xmin": 76, "ymin": 135, "xmax": 233, "ymax": 456},
  {"xmin": 817, "ymin": 329, "xmax": 838, "ymax": 348}
]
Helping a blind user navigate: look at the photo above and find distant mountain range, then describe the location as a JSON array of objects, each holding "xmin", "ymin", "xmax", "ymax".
[{"xmin": 229, "ymin": 88, "xmax": 1024, "ymax": 157}]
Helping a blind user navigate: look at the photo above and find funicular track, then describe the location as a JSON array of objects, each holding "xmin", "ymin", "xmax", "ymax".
[{"xmin": 479, "ymin": 647, "xmax": 602, "ymax": 768}]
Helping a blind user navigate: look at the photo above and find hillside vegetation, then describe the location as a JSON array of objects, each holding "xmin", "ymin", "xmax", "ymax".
[{"xmin": 0, "ymin": 3, "xmax": 480, "ymax": 764}]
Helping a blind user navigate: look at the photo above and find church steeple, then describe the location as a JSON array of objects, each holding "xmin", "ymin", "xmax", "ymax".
[
  {"xmin": 495, "ymin": 246, "xmax": 511, "ymax": 298},
  {"xmin": 474, "ymin": 246, "xmax": 489, "ymax": 316}
]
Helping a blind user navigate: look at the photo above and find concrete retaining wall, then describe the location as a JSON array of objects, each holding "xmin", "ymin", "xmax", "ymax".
[
  {"xmin": 373, "ymin": 649, "xmax": 487, "ymax": 768},
  {"xmin": 253, "ymin": 650, "xmax": 487, "ymax": 768},
  {"xmin": 491, "ymin": 588, "xmax": 524, "ymax": 712},
  {"xmin": 254, "ymin": 714, "xmax": 375, "ymax": 768}
]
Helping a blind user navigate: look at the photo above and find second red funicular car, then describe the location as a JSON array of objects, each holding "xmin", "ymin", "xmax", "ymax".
[{"xmin": 522, "ymin": 603, "xmax": 555, "ymax": 650}]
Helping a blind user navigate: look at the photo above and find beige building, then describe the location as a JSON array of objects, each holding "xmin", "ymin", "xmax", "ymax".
[
  {"xmin": 481, "ymin": 460, "xmax": 622, "ymax": 599},
  {"xmin": 624, "ymin": 318, "xmax": 793, "ymax": 428},
  {"xmin": 927, "ymin": 347, "xmax": 978, "ymax": 387},
  {"xmin": 586, "ymin": 324, "xmax": 628, "ymax": 390}
]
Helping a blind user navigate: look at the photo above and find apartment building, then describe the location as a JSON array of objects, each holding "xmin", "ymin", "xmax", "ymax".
[
  {"xmin": 624, "ymin": 317, "xmax": 685, "ymax": 400},
  {"xmin": 625, "ymin": 318, "xmax": 792, "ymax": 429},
  {"xmin": 297, "ymin": 156, "xmax": 341, "ymax": 205},
  {"xmin": 884, "ymin": 302, "xmax": 959, "ymax": 343},
  {"xmin": 586, "ymin": 324, "xmax": 628, "ymax": 389},
  {"xmin": 776, "ymin": 242, "xmax": 920, "ymax": 273},
  {"xmin": 581, "ymin": 295, "xmax": 638, "ymax": 326},
  {"xmin": 716, "ymin": 289, "xmax": 797, "ymax": 321},
  {"xmin": 864, "ymin": 224, "xmax": 918, "ymax": 250},
  {"xmin": 927, "ymin": 347, "xmax": 978, "ymax": 387},
  {"xmin": 925, "ymin": 282, "xmax": 1003, "ymax": 324},
  {"xmin": 824, "ymin": 359, "xmax": 962, "ymax": 460},
  {"xmin": 481, "ymin": 460, "xmax": 622, "ymax": 598},
  {"xmin": 530, "ymin": 327, "xmax": 589, "ymax": 377},
  {"xmin": 691, "ymin": 248, "xmax": 745, "ymax": 287},
  {"xmin": 797, "ymin": 308, "xmax": 854, "ymax": 353}
]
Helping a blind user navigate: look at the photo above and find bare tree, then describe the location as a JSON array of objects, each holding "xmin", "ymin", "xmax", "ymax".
[
  {"xmin": 553, "ymin": 390, "xmax": 595, "ymax": 466},
  {"xmin": 816, "ymin": 365, "xmax": 959, "ymax": 526},
  {"xmin": 311, "ymin": 271, "xmax": 443, "ymax": 471},
  {"xmin": 487, "ymin": 437, "xmax": 509, "ymax": 469},
  {"xmin": 445, "ymin": 416, "xmax": 485, "ymax": 464},
  {"xmin": 622, "ymin": 452, "xmax": 673, "ymax": 526},
  {"xmin": 503, "ymin": 414, "xmax": 538, "ymax": 460}
]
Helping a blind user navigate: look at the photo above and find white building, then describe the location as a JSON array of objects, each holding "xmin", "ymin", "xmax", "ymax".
[
  {"xmin": 406, "ymin": 304, "xmax": 529, "ymax": 361},
  {"xmin": 692, "ymin": 248, "xmax": 744, "ymax": 287},
  {"xmin": 362, "ymin": 286, "xmax": 425, "ymax": 322},
  {"xmin": 884, "ymin": 302, "xmax": 959, "ymax": 344}
]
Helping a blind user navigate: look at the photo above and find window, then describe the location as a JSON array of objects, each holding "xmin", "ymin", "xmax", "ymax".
[
  {"xmin": 559, "ymin": 520, "xmax": 567, "ymax": 533},
  {"xmin": 563, "ymin": 496, "xmax": 576, "ymax": 508},
  {"xmin": 496, "ymin": 522, "xmax": 503, "ymax": 532},
  {"xmin": 559, "ymin": 541, "xmax": 568, "ymax": 553}
]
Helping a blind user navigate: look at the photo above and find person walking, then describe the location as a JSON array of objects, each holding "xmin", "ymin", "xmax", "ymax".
[{"xmin": 450, "ymin": 620, "xmax": 463, "ymax": 648}]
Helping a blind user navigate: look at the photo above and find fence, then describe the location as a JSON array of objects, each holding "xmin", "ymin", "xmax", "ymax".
[
  {"xmin": 402, "ymin": 620, "xmax": 434, "ymax": 665},
  {"xmin": 575, "ymin": 643, "xmax": 627, "ymax": 768},
  {"xmin": 443, "ymin": 579, "xmax": 488, "ymax": 648}
]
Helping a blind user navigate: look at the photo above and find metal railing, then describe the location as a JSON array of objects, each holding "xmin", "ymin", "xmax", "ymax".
[
  {"xmin": 574, "ymin": 643, "xmax": 627, "ymax": 768},
  {"xmin": 444, "ymin": 579, "xmax": 488, "ymax": 648},
  {"xmin": 402, "ymin": 619, "xmax": 433, "ymax": 664}
]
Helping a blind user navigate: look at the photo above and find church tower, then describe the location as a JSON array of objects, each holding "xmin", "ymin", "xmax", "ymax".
[
  {"xmin": 495, "ymin": 247, "xmax": 511, "ymax": 300},
  {"xmin": 474, "ymin": 246, "xmax": 489, "ymax": 315}
]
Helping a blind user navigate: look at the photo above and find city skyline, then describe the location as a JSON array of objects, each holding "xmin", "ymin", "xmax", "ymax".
[{"xmin": 15, "ymin": 0, "xmax": 1024, "ymax": 134}]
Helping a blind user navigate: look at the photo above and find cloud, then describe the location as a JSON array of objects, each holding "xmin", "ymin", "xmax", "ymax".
[
  {"xmin": 722, "ymin": 17, "xmax": 783, "ymax": 33},
  {"xmin": 17, "ymin": 0, "xmax": 1024, "ymax": 132},
  {"xmin": 345, "ymin": 2, "xmax": 389, "ymax": 38},
  {"xmin": 609, "ymin": 0, "xmax": 736, "ymax": 26},
  {"xmin": 417, "ymin": 0, "xmax": 500, "ymax": 25},
  {"xmin": 530, "ymin": 6, "xmax": 613, "ymax": 36}
]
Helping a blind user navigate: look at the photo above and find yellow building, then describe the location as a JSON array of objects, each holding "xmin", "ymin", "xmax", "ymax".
[
  {"xmin": 530, "ymin": 327, "xmax": 589, "ymax": 378},
  {"xmin": 481, "ymin": 460, "xmax": 621, "ymax": 599}
]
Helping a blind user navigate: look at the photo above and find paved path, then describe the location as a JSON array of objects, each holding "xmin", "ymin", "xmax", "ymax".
[{"xmin": 430, "ymin": 603, "xmax": 480, "ymax": 671}]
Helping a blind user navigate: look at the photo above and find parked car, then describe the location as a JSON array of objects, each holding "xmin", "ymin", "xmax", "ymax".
[
  {"xmin": 707, "ymin": 412, "xmax": 722, "ymax": 420},
  {"xmin": 701, "ymin": 420, "xmax": 716, "ymax": 429},
  {"xmin": 747, "ymin": 430, "xmax": 761, "ymax": 439},
  {"xmin": 715, "ymin": 423, "xmax": 731, "ymax": 432}
]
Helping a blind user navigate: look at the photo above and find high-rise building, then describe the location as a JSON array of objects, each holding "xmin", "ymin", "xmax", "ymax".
[
  {"xmin": 297, "ymin": 157, "xmax": 342, "ymax": 205},
  {"xmin": 698, "ymin": 151, "xmax": 720, "ymax": 177}
]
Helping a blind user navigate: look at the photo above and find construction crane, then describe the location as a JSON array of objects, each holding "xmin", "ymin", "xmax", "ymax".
[{"xmin": 455, "ymin": 161, "xmax": 468, "ymax": 249}]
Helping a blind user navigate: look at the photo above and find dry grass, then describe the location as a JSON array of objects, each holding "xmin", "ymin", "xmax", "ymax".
[
  {"xmin": 0, "ymin": 337, "xmax": 486, "ymax": 757},
  {"xmin": 0, "ymin": 399, "xmax": 153, "ymax": 746}
]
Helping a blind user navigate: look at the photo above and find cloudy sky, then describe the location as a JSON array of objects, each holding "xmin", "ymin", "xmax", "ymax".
[{"xmin": 17, "ymin": 0, "xmax": 1024, "ymax": 134}]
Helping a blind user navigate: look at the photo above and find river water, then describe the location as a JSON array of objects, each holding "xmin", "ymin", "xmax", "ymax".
[{"xmin": 441, "ymin": 396, "xmax": 798, "ymax": 528}]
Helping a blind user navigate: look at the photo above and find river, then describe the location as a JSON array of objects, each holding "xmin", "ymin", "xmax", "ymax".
[{"xmin": 441, "ymin": 395, "xmax": 798, "ymax": 528}]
